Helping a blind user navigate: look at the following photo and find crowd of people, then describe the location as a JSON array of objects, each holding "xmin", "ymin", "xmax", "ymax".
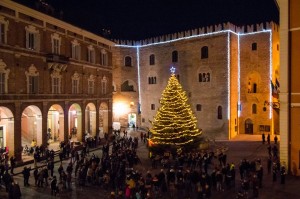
[{"xmin": 0, "ymin": 130, "xmax": 288, "ymax": 199}]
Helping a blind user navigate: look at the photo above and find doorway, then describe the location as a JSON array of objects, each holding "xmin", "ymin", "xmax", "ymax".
[{"xmin": 245, "ymin": 119, "xmax": 253, "ymax": 134}]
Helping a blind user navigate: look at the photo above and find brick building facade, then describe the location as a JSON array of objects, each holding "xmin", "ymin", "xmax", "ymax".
[{"xmin": 0, "ymin": 0, "xmax": 113, "ymax": 160}]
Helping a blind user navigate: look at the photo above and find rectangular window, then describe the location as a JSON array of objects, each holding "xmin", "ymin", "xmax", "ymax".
[
  {"xmin": 29, "ymin": 76, "xmax": 39, "ymax": 94},
  {"xmin": 72, "ymin": 44, "xmax": 80, "ymax": 60},
  {"xmin": 53, "ymin": 38, "xmax": 60, "ymax": 54},
  {"xmin": 100, "ymin": 52, "xmax": 108, "ymax": 65},
  {"xmin": 28, "ymin": 32, "xmax": 35, "ymax": 50},
  {"xmin": 88, "ymin": 81, "xmax": 94, "ymax": 94},
  {"xmin": 151, "ymin": 104, "xmax": 155, "ymax": 110},
  {"xmin": 196, "ymin": 104, "xmax": 202, "ymax": 111},
  {"xmin": 259, "ymin": 125, "xmax": 265, "ymax": 131},
  {"xmin": 0, "ymin": 23, "xmax": 5, "ymax": 44},
  {"xmin": 0, "ymin": 73, "xmax": 5, "ymax": 94},
  {"xmin": 264, "ymin": 125, "xmax": 270, "ymax": 132},
  {"xmin": 72, "ymin": 79, "xmax": 78, "ymax": 94},
  {"xmin": 52, "ymin": 78, "xmax": 59, "ymax": 94},
  {"xmin": 88, "ymin": 49, "xmax": 95, "ymax": 63},
  {"xmin": 252, "ymin": 43, "xmax": 257, "ymax": 51}
]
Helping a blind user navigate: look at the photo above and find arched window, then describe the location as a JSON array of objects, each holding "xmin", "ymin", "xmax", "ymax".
[
  {"xmin": 252, "ymin": 43, "xmax": 257, "ymax": 51},
  {"xmin": 253, "ymin": 83, "xmax": 257, "ymax": 93},
  {"xmin": 201, "ymin": 46, "xmax": 208, "ymax": 59},
  {"xmin": 199, "ymin": 73, "xmax": 202, "ymax": 82},
  {"xmin": 172, "ymin": 50, "xmax": 178, "ymax": 62},
  {"xmin": 252, "ymin": 104, "xmax": 257, "ymax": 114},
  {"xmin": 149, "ymin": 54, "xmax": 155, "ymax": 65},
  {"xmin": 202, "ymin": 73, "xmax": 206, "ymax": 82},
  {"xmin": 217, "ymin": 106, "xmax": 222, "ymax": 119},
  {"xmin": 124, "ymin": 56, "xmax": 132, "ymax": 67},
  {"xmin": 121, "ymin": 80, "xmax": 135, "ymax": 91},
  {"xmin": 206, "ymin": 73, "xmax": 210, "ymax": 82}
]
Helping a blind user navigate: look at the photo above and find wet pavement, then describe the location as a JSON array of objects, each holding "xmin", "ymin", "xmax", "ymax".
[{"xmin": 0, "ymin": 131, "xmax": 299, "ymax": 199}]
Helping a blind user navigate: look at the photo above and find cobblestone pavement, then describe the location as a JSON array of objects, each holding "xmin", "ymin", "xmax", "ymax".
[{"xmin": 0, "ymin": 130, "xmax": 299, "ymax": 199}]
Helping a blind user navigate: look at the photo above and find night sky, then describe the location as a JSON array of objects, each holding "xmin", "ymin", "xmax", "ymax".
[{"xmin": 13, "ymin": 0, "xmax": 279, "ymax": 40}]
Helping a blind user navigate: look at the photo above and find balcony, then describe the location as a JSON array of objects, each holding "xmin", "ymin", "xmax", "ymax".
[{"xmin": 46, "ymin": 54, "xmax": 69, "ymax": 64}]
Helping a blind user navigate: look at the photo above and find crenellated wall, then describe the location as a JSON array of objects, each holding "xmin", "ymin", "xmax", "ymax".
[{"xmin": 114, "ymin": 22, "xmax": 279, "ymax": 47}]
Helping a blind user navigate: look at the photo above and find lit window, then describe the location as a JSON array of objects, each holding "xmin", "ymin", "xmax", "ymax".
[
  {"xmin": 0, "ymin": 60, "xmax": 10, "ymax": 94},
  {"xmin": 199, "ymin": 72, "xmax": 210, "ymax": 82},
  {"xmin": 100, "ymin": 49, "xmax": 108, "ymax": 66},
  {"xmin": 71, "ymin": 40, "xmax": 81, "ymax": 60},
  {"xmin": 201, "ymin": 46, "xmax": 208, "ymax": 59},
  {"xmin": 87, "ymin": 45, "xmax": 95, "ymax": 63},
  {"xmin": 51, "ymin": 70, "xmax": 61, "ymax": 94},
  {"xmin": 51, "ymin": 33, "xmax": 61, "ymax": 54},
  {"xmin": 71, "ymin": 72, "xmax": 80, "ymax": 94},
  {"xmin": 125, "ymin": 56, "xmax": 132, "ymax": 67},
  {"xmin": 88, "ymin": 75, "xmax": 95, "ymax": 94},
  {"xmin": 72, "ymin": 79, "xmax": 79, "ymax": 94},
  {"xmin": 52, "ymin": 77, "xmax": 60, "ymax": 94},
  {"xmin": 88, "ymin": 80, "xmax": 94, "ymax": 94},
  {"xmin": 0, "ymin": 19, "xmax": 8, "ymax": 44},
  {"xmin": 102, "ymin": 76, "xmax": 107, "ymax": 95},
  {"xmin": 29, "ymin": 76, "xmax": 39, "ymax": 94},
  {"xmin": 149, "ymin": 54, "xmax": 155, "ymax": 65},
  {"xmin": 25, "ymin": 25, "xmax": 40, "ymax": 51},
  {"xmin": 0, "ymin": 73, "xmax": 5, "ymax": 94}
]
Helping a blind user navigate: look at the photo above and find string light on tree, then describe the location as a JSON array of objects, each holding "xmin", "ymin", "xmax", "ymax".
[{"xmin": 149, "ymin": 67, "xmax": 202, "ymax": 151}]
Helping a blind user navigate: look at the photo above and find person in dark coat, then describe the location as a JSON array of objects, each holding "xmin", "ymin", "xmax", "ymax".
[
  {"xmin": 13, "ymin": 181, "xmax": 22, "ymax": 199},
  {"xmin": 267, "ymin": 134, "xmax": 270, "ymax": 144},
  {"xmin": 262, "ymin": 133, "xmax": 265, "ymax": 144},
  {"xmin": 280, "ymin": 166, "xmax": 286, "ymax": 184},
  {"xmin": 22, "ymin": 166, "xmax": 31, "ymax": 186},
  {"xmin": 10, "ymin": 156, "xmax": 16, "ymax": 174}
]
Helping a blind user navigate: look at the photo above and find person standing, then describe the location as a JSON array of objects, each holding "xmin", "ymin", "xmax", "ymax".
[
  {"xmin": 267, "ymin": 134, "xmax": 271, "ymax": 145},
  {"xmin": 22, "ymin": 166, "xmax": 31, "ymax": 186},
  {"xmin": 13, "ymin": 181, "xmax": 22, "ymax": 199},
  {"xmin": 272, "ymin": 163, "xmax": 277, "ymax": 182},
  {"xmin": 280, "ymin": 165, "xmax": 286, "ymax": 184},
  {"xmin": 262, "ymin": 133, "xmax": 265, "ymax": 144},
  {"xmin": 10, "ymin": 156, "xmax": 16, "ymax": 174},
  {"xmin": 274, "ymin": 135, "xmax": 278, "ymax": 145}
]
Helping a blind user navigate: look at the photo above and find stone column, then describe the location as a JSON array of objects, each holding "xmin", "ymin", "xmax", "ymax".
[
  {"xmin": 42, "ymin": 102, "xmax": 48, "ymax": 147},
  {"xmin": 14, "ymin": 102, "xmax": 22, "ymax": 161},
  {"xmin": 64, "ymin": 101, "xmax": 70, "ymax": 141},
  {"xmin": 96, "ymin": 100, "xmax": 100, "ymax": 139}
]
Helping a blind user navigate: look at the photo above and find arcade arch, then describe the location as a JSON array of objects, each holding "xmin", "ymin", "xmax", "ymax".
[
  {"xmin": 21, "ymin": 105, "xmax": 42, "ymax": 147},
  {"xmin": 47, "ymin": 104, "xmax": 64, "ymax": 145},
  {"xmin": 0, "ymin": 106, "xmax": 14, "ymax": 156},
  {"xmin": 85, "ymin": 103, "xmax": 96, "ymax": 138},
  {"xmin": 99, "ymin": 102, "xmax": 108, "ymax": 138},
  {"xmin": 68, "ymin": 103, "xmax": 82, "ymax": 141}
]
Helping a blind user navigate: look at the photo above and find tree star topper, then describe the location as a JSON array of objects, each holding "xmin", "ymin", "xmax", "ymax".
[{"xmin": 170, "ymin": 66, "xmax": 176, "ymax": 74}]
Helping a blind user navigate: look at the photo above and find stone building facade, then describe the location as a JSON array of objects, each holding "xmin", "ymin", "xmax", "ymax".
[
  {"xmin": 278, "ymin": 0, "xmax": 300, "ymax": 175},
  {"xmin": 0, "ymin": 0, "xmax": 113, "ymax": 160},
  {"xmin": 113, "ymin": 22, "xmax": 279, "ymax": 140}
]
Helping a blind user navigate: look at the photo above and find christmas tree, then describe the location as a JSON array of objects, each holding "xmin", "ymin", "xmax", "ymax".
[{"xmin": 149, "ymin": 67, "xmax": 202, "ymax": 151}]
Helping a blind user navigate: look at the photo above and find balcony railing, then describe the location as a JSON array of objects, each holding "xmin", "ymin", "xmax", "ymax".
[{"xmin": 46, "ymin": 54, "xmax": 69, "ymax": 64}]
